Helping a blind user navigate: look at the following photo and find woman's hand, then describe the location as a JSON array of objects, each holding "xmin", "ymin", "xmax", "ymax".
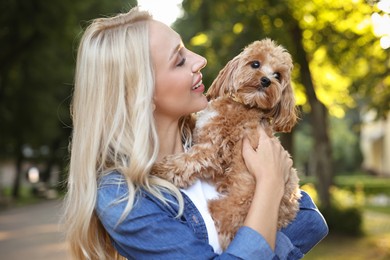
[
  {"xmin": 242, "ymin": 126, "xmax": 293, "ymax": 250},
  {"xmin": 242, "ymin": 126, "xmax": 292, "ymax": 194}
]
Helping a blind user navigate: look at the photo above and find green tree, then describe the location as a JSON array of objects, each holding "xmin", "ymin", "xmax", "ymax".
[
  {"xmin": 0, "ymin": 0, "xmax": 135, "ymax": 198},
  {"xmin": 287, "ymin": 0, "xmax": 389, "ymax": 206},
  {"xmin": 290, "ymin": 0, "xmax": 389, "ymax": 117}
]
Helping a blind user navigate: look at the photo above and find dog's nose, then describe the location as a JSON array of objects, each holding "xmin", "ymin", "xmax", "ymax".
[{"xmin": 260, "ymin": 77, "xmax": 271, "ymax": 88}]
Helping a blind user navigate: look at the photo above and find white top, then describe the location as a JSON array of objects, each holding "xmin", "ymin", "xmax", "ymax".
[{"xmin": 182, "ymin": 180, "xmax": 222, "ymax": 254}]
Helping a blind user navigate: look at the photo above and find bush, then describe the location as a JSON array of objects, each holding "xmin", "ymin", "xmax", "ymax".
[
  {"xmin": 301, "ymin": 174, "xmax": 390, "ymax": 196},
  {"xmin": 320, "ymin": 206, "xmax": 363, "ymax": 236},
  {"xmin": 301, "ymin": 183, "xmax": 364, "ymax": 236},
  {"xmin": 335, "ymin": 175, "xmax": 390, "ymax": 196}
]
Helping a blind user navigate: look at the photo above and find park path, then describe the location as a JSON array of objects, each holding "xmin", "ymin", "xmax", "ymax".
[{"xmin": 0, "ymin": 199, "xmax": 69, "ymax": 260}]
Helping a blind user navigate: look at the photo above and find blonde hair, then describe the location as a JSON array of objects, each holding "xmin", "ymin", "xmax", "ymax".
[{"xmin": 63, "ymin": 7, "xmax": 187, "ymax": 259}]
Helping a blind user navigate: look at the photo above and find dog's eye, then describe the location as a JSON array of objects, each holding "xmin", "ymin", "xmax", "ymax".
[
  {"xmin": 251, "ymin": 61, "xmax": 260, "ymax": 69},
  {"xmin": 274, "ymin": 72, "xmax": 281, "ymax": 82}
]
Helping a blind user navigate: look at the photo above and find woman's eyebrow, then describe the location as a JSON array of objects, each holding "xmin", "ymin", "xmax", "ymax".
[{"xmin": 169, "ymin": 42, "xmax": 184, "ymax": 61}]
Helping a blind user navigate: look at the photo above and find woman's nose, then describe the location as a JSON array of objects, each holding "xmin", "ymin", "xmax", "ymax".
[{"xmin": 191, "ymin": 53, "xmax": 207, "ymax": 73}]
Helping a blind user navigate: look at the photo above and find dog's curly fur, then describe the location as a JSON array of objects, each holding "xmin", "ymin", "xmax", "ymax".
[{"xmin": 152, "ymin": 39, "xmax": 301, "ymax": 250}]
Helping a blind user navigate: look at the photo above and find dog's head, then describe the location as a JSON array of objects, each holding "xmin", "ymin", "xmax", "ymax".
[{"xmin": 206, "ymin": 39, "xmax": 297, "ymax": 132}]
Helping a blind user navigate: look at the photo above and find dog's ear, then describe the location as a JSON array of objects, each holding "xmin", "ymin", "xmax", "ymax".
[
  {"xmin": 206, "ymin": 55, "xmax": 240, "ymax": 100},
  {"xmin": 273, "ymin": 80, "xmax": 298, "ymax": 132}
]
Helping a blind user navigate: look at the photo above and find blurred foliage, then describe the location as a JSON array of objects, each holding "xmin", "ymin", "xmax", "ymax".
[
  {"xmin": 0, "ymin": 0, "xmax": 136, "ymax": 197},
  {"xmin": 290, "ymin": 0, "xmax": 390, "ymax": 118},
  {"xmin": 301, "ymin": 174, "xmax": 390, "ymax": 196},
  {"xmin": 0, "ymin": 0, "xmax": 134, "ymax": 158},
  {"xmin": 322, "ymin": 206, "xmax": 364, "ymax": 236},
  {"xmin": 174, "ymin": 0, "xmax": 389, "ymax": 117},
  {"xmin": 335, "ymin": 175, "xmax": 390, "ymax": 196},
  {"xmin": 302, "ymin": 174, "xmax": 390, "ymax": 236},
  {"xmin": 302, "ymin": 183, "xmax": 364, "ymax": 235},
  {"xmin": 294, "ymin": 109, "xmax": 363, "ymax": 175}
]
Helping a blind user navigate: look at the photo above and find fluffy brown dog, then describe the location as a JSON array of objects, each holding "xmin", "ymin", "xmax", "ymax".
[{"xmin": 152, "ymin": 39, "xmax": 301, "ymax": 250}]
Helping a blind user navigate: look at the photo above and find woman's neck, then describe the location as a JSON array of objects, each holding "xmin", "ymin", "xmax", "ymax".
[{"xmin": 155, "ymin": 116, "xmax": 184, "ymax": 161}]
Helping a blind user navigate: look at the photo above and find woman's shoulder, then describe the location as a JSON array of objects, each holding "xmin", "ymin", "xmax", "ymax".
[
  {"xmin": 98, "ymin": 170, "xmax": 125, "ymax": 187},
  {"xmin": 96, "ymin": 170, "xmax": 180, "ymax": 225},
  {"xmin": 96, "ymin": 171, "xmax": 129, "ymax": 208},
  {"xmin": 96, "ymin": 171, "xmax": 131, "ymax": 225}
]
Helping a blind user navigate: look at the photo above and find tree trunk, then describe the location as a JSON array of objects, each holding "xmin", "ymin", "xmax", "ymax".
[
  {"xmin": 280, "ymin": 130, "xmax": 294, "ymax": 159},
  {"xmin": 40, "ymin": 138, "xmax": 61, "ymax": 183},
  {"xmin": 290, "ymin": 23, "xmax": 333, "ymax": 209},
  {"xmin": 12, "ymin": 144, "xmax": 24, "ymax": 199}
]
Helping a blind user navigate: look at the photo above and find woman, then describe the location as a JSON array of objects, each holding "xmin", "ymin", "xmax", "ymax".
[{"xmin": 63, "ymin": 7, "xmax": 328, "ymax": 259}]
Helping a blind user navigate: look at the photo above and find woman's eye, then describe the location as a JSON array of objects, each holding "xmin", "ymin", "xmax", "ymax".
[
  {"xmin": 177, "ymin": 57, "xmax": 186, "ymax": 67},
  {"xmin": 251, "ymin": 61, "xmax": 260, "ymax": 69}
]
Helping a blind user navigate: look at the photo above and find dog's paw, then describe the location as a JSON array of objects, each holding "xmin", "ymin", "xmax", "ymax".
[
  {"xmin": 151, "ymin": 159, "xmax": 194, "ymax": 188},
  {"xmin": 152, "ymin": 161, "xmax": 177, "ymax": 181}
]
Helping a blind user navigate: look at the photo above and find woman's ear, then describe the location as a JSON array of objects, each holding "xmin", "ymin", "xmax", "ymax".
[{"xmin": 206, "ymin": 55, "xmax": 240, "ymax": 100}]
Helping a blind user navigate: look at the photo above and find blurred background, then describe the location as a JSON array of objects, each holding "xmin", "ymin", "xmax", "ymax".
[{"xmin": 0, "ymin": 0, "xmax": 389, "ymax": 259}]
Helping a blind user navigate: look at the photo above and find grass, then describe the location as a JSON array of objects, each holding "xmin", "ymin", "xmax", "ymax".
[
  {"xmin": 300, "ymin": 174, "xmax": 390, "ymax": 259},
  {"xmin": 0, "ymin": 186, "xmax": 44, "ymax": 209},
  {"xmin": 304, "ymin": 209, "xmax": 390, "ymax": 259}
]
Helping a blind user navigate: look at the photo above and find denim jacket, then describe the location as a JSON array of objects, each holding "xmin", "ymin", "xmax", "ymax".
[{"xmin": 96, "ymin": 171, "xmax": 328, "ymax": 259}]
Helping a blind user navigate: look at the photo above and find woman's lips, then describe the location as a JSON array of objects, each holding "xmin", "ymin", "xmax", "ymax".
[{"xmin": 192, "ymin": 74, "xmax": 204, "ymax": 92}]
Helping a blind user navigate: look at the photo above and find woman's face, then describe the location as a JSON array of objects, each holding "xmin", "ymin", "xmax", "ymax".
[{"xmin": 149, "ymin": 21, "xmax": 208, "ymax": 121}]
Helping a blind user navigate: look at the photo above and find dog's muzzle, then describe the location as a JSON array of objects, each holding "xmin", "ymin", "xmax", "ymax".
[{"xmin": 260, "ymin": 77, "xmax": 271, "ymax": 88}]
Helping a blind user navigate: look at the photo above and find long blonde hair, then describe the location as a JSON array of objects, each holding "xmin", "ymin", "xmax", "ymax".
[{"xmin": 63, "ymin": 7, "xmax": 187, "ymax": 259}]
